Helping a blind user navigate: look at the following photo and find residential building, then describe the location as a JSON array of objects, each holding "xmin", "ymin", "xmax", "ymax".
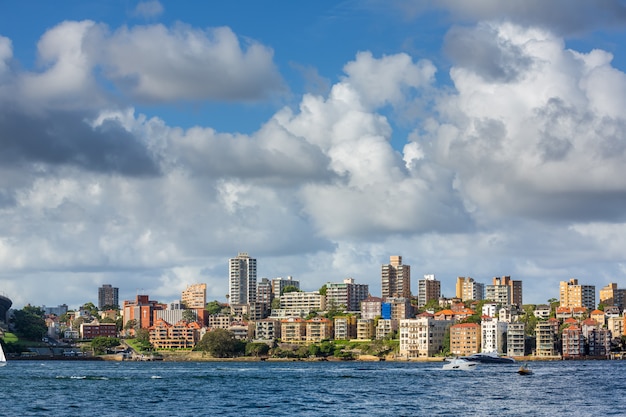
[
  {"xmin": 560, "ymin": 279, "xmax": 596, "ymax": 311},
  {"xmin": 399, "ymin": 317, "xmax": 453, "ymax": 358},
  {"xmin": 42, "ymin": 304, "xmax": 69, "ymax": 317},
  {"xmin": 334, "ymin": 316, "xmax": 357, "ymax": 340},
  {"xmin": 481, "ymin": 318, "xmax": 508, "ymax": 354},
  {"xmin": 381, "ymin": 256, "xmax": 411, "ymax": 298},
  {"xmin": 228, "ymin": 321, "xmax": 252, "ymax": 340},
  {"xmin": 485, "ymin": 276, "xmax": 522, "ymax": 306},
  {"xmin": 482, "ymin": 303, "xmax": 498, "ymax": 318},
  {"xmin": 325, "ymin": 278, "xmax": 369, "ymax": 312},
  {"xmin": 590, "ymin": 309, "xmax": 605, "ymax": 326},
  {"xmin": 181, "ymin": 283, "xmax": 207, "ymax": 309},
  {"xmin": 274, "ymin": 291, "xmax": 325, "ymax": 318},
  {"xmin": 208, "ymin": 314, "xmax": 235, "ymax": 329},
  {"xmin": 587, "ymin": 327, "xmax": 611, "ymax": 357},
  {"xmin": 449, "ymin": 323, "xmax": 481, "ymax": 356},
  {"xmin": 562, "ymin": 325, "xmax": 585, "ymax": 358},
  {"xmin": 386, "ymin": 297, "xmax": 413, "ymax": 320},
  {"xmin": 306, "ymin": 317, "xmax": 333, "ymax": 343},
  {"xmin": 155, "ymin": 306, "xmax": 187, "ymax": 325},
  {"xmin": 229, "ymin": 252, "xmax": 257, "ymax": 306},
  {"xmin": 534, "ymin": 305, "xmax": 551, "ymax": 319},
  {"xmin": 360, "ymin": 296, "xmax": 383, "ymax": 320},
  {"xmin": 356, "ymin": 319, "xmax": 375, "ymax": 340},
  {"xmin": 80, "ymin": 321, "xmax": 117, "ymax": 339},
  {"xmin": 599, "ymin": 283, "xmax": 626, "ymax": 311},
  {"xmin": 375, "ymin": 319, "xmax": 398, "ymax": 340},
  {"xmin": 254, "ymin": 318, "xmax": 281, "ymax": 342},
  {"xmin": 507, "ymin": 322, "xmax": 526, "ymax": 357},
  {"xmin": 417, "ymin": 274, "xmax": 441, "ymax": 308},
  {"xmin": 607, "ymin": 316, "xmax": 624, "ymax": 337},
  {"xmin": 455, "ymin": 277, "xmax": 484, "ymax": 302},
  {"xmin": 256, "ymin": 278, "xmax": 273, "ymax": 308},
  {"xmin": 272, "ymin": 276, "xmax": 300, "ymax": 296},
  {"xmin": 535, "ymin": 321, "xmax": 557, "ymax": 357},
  {"xmin": 98, "ymin": 284, "xmax": 119, "ymax": 310},
  {"xmin": 280, "ymin": 317, "xmax": 306, "ymax": 343},
  {"xmin": 149, "ymin": 318, "xmax": 201, "ymax": 349}
]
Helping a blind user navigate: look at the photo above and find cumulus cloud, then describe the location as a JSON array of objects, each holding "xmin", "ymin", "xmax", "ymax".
[
  {"xmin": 133, "ymin": 0, "xmax": 164, "ymax": 19},
  {"xmin": 426, "ymin": 23, "xmax": 626, "ymax": 223},
  {"xmin": 394, "ymin": 0, "xmax": 626, "ymax": 34}
]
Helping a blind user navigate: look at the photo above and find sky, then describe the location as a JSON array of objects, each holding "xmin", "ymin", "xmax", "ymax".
[{"xmin": 2, "ymin": 1, "xmax": 626, "ymax": 309}]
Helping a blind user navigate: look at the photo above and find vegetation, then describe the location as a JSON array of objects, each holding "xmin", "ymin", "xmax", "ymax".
[
  {"xmin": 11, "ymin": 306, "xmax": 47, "ymax": 341},
  {"xmin": 205, "ymin": 300, "xmax": 225, "ymax": 315},
  {"xmin": 182, "ymin": 309, "xmax": 197, "ymax": 322},
  {"xmin": 281, "ymin": 285, "xmax": 300, "ymax": 295},
  {"xmin": 90, "ymin": 336, "xmax": 120, "ymax": 355},
  {"xmin": 194, "ymin": 328, "xmax": 245, "ymax": 358}
]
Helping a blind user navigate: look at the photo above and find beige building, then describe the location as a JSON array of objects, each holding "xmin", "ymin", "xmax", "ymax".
[
  {"xmin": 334, "ymin": 316, "xmax": 357, "ymax": 340},
  {"xmin": 376, "ymin": 319, "xmax": 398, "ymax": 340},
  {"xmin": 599, "ymin": 283, "xmax": 625, "ymax": 310},
  {"xmin": 507, "ymin": 322, "xmax": 526, "ymax": 357},
  {"xmin": 535, "ymin": 321, "xmax": 557, "ymax": 357},
  {"xmin": 306, "ymin": 317, "xmax": 333, "ymax": 343},
  {"xmin": 560, "ymin": 279, "xmax": 596, "ymax": 311},
  {"xmin": 607, "ymin": 316, "xmax": 624, "ymax": 337},
  {"xmin": 181, "ymin": 283, "xmax": 207, "ymax": 309},
  {"xmin": 360, "ymin": 296, "xmax": 383, "ymax": 320},
  {"xmin": 417, "ymin": 274, "xmax": 441, "ymax": 308},
  {"xmin": 254, "ymin": 318, "xmax": 281, "ymax": 342},
  {"xmin": 274, "ymin": 291, "xmax": 326, "ymax": 318},
  {"xmin": 449, "ymin": 323, "xmax": 481, "ymax": 356},
  {"xmin": 149, "ymin": 318, "xmax": 201, "ymax": 349},
  {"xmin": 356, "ymin": 319, "xmax": 375, "ymax": 340},
  {"xmin": 455, "ymin": 277, "xmax": 484, "ymax": 302},
  {"xmin": 381, "ymin": 256, "xmax": 411, "ymax": 298},
  {"xmin": 399, "ymin": 317, "xmax": 453, "ymax": 358},
  {"xmin": 281, "ymin": 317, "xmax": 306, "ymax": 343}
]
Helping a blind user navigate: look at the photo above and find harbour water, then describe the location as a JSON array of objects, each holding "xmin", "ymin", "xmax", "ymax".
[{"xmin": 1, "ymin": 359, "xmax": 625, "ymax": 416}]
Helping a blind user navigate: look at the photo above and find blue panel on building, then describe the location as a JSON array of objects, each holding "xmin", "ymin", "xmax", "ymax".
[{"xmin": 381, "ymin": 303, "xmax": 391, "ymax": 320}]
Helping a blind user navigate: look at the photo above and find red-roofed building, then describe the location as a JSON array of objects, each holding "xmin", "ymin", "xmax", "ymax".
[{"xmin": 562, "ymin": 325, "xmax": 585, "ymax": 358}]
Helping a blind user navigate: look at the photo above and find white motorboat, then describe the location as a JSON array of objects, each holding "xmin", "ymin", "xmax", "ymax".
[{"xmin": 442, "ymin": 357, "xmax": 477, "ymax": 371}]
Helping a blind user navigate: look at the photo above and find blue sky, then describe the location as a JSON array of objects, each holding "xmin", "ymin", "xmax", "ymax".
[{"xmin": 2, "ymin": 0, "xmax": 626, "ymax": 309}]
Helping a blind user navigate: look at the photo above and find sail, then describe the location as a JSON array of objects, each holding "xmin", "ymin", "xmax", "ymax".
[{"xmin": 0, "ymin": 342, "xmax": 6, "ymax": 365}]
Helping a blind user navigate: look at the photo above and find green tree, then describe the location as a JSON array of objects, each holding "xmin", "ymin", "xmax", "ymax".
[
  {"xmin": 195, "ymin": 329, "xmax": 245, "ymax": 358},
  {"xmin": 282, "ymin": 285, "xmax": 300, "ymax": 295},
  {"xmin": 245, "ymin": 342, "xmax": 270, "ymax": 357},
  {"xmin": 318, "ymin": 284, "xmax": 327, "ymax": 296},
  {"xmin": 182, "ymin": 309, "xmax": 197, "ymax": 323},
  {"xmin": 270, "ymin": 297, "xmax": 281, "ymax": 311},
  {"xmin": 91, "ymin": 336, "xmax": 120, "ymax": 355},
  {"xmin": 11, "ymin": 307, "xmax": 47, "ymax": 341},
  {"xmin": 124, "ymin": 319, "xmax": 137, "ymax": 331},
  {"xmin": 205, "ymin": 300, "xmax": 224, "ymax": 315},
  {"xmin": 81, "ymin": 302, "xmax": 99, "ymax": 316}
]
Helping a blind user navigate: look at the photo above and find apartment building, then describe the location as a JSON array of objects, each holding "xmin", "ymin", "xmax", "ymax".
[
  {"xmin": 381, "ymin": 256, "xmax": 411, "ymax": 298},
  {"xmin": 122, "ymin": 295, "xmax": 166, "ymax": 332},
  {"xmin": 229, "ymin": 252, "xmax": 257, "ymax": 306},
  {"xmin": 455, "ymin": 277, "xmax": 484, "ymax": 302},
  {"xmin": 386, "ymin": 297, "xmax": 413, "ymax": 320},
  {"xmin": 360, "ymin": 296, "xmax": 383, "ymax": 320},
  {"xmin": 535, "ymin": 321, "xmax": 557, "ymax": 357},
  {"xmin": 417, "ymin": 274, "xmax": 441, "ymax": 308},
  {"xmin": 607, "ymin": 316, "xmax": 624, "ymax": 337},
  {"xmin": 560, "ymin": 279, "xmax": 596, "ymax": 311},
  {"xmin": 305, "ymin": 317, "xmax": 333, "ymax": 343},
  {"xmin": 272, "ymin": 276, "xmax": 300, "ymax": 296},
  {"xmin": 281, "ymin": 317, "xmax": 306, "ymax": 343},
  {"xmin": 181, "ymin": 283, "xmax": 207, "ymax": 309},
  {"xmin": 98, "ymin": 284, "xmax": 119, "ymax": 310},
  {"xmin": 507, "ymin": 322, "xmax": 526, "ymax": 357},
  {"xmin": 399, "ymin": 317, "xmax": 453, "ymax": 358},
  {"xmin": 325, "ymin": 278, "xmax": 369, "ymax": 312},
  {"xmin": 599, "ymin": 283, "xmax": 626, "ymax": 311},
  {"xmin": 80, "ymin": 321, "xmax": 117, "ymax": 340},
  {"xmin": 375, "ymin": 319, "xmax": 398, "ymax": 340},
  {"xmin": 149, "ymin": 318, "xmax": 201, "ymax": 349},
  {"xmin": 254, "ymin": 318, "xmax": 281, "ymax": 342},
  {"xmin": 356, "ymin": 319, "xmax": 375, "ymax": 340},
  {"xmin": 449, "ymin": 323, "xmax": 481, "ymax": 356},
  {"xmin": 481, "ymin": 318, "xmax": 508, "ymax": 354},
  {"xmin": 334, "ymin": 316, "xmax": 357, "ymax": 340},
  {"xmin": 562, "ymin": 325, "xmax": 585, "ymax": 359},
  {"xmin": 274, "ymin": 291, "xmax": 325, "ymax": 317}
]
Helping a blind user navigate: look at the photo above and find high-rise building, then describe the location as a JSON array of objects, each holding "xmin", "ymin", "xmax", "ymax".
[
  {"xmin": 417, "ymin": 274, "xmax": 441, "ymax": 308},
  {"xmin": 325, "ymin": 278, "xmax": 369, "ymax": 312},
  {"xmin": 560, "ymin": 279, "xmax": 595, "ymax": 311},
  {"xmin": 98, "ymin": 284, "xmax": 119, "ymax": 310},
  {"xmin": 456, "ymin": 277, "xmax": 484, "ymax": 302},
  {"xmin": 228, "ymin": 252, "xmax": 257, "ymax": 306},
  {"xmin": 486, "ymin": 276, "xmax": 522, "ymax": 306},
  {"xmin": 381, "ymin": 256, "xmax": 411, "ymax": 298},
  {"xmin": 599, "ymin": 283, "xmax": 626, "ymax": 310},
  {"xmin": 271, "ymin": 276, "xmax": 300, "ymax": 296},
  {"xmin": 181, "ymin": 283, "xmax": 207, "ymax": 309}
]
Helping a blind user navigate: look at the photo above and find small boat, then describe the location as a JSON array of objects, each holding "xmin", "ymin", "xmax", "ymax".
[
  {"xmin": 442, "ymin": 357, "xmax": 478, "ymax": 371},
  {"xmin": 517, "ymin": 364, "xmax": 533, "ymax": 375},
  {"xmin": 0, "ymin": 342, "xmax": 7, "ymax": 367},
  {"xmin": 462, "ymin": 351, "xmax": 516, "ymax": 364}
]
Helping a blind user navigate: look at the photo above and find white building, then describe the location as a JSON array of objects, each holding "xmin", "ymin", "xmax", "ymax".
[
  {"xmin": 399, "ymin": 317, "xmax": 453, "ymax": 358},
  {"xmin": 229, "ymin": 253, "xmax": 257, "ymax": 306},
  {"xmin": 481, "ymin": 317, "xmax": 508, "ymax": 354}
]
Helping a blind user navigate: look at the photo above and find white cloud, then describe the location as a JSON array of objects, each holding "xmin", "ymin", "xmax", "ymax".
[{"xmin": 133, "ymin": 1, "xmax": 164, "ymax": 19}]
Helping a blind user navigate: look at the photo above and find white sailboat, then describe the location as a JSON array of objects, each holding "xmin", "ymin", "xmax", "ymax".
[{"xmin": 0, "ymin": 342, "xmax": 7, "ymax": 366}]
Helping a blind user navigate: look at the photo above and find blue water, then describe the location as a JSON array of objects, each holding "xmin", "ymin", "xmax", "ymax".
[{"xmin": 0, "ymin": 359, "xmax": 625, "ymax": 416}]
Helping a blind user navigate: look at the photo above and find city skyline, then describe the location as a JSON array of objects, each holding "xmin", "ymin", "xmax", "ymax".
[{"xmin": 2, "ymin": 2, "xmax": 626, "ymax": 308}]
